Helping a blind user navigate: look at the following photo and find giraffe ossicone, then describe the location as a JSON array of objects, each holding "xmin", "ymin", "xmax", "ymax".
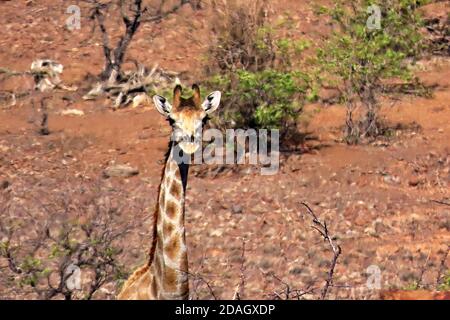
[{"xmin": 117, "ymin": 84, "xmax": 221, "ymax": 300}]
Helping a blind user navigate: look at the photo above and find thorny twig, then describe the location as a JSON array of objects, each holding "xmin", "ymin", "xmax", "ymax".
[
  {"xmin": 0, "ymin": 181, "xmax": 140, "ymax": 300},
  {"xmin": 86, "ymin": 0, "xmax": 195, "ymax": 81},
  {"xmin": 186, "ymin": 269, "xmax": 218, "ymax": 300},
  {"xmin": 262, "ymin": 270, "xmax": 316, "ymax": 300},
  {"xmin": 232, "ymin": 238, "xmax": 246, "ymax": 300},
  {"xmin": 300, "ymin": 202, "xmax": 342, "ymax": 300},
  {"xmin": 416, "ymin": 250, "xmax": 431, "ymax": 289},
  {"xmin": 431, "ymin": 199, "xmax": 450, "ymax": 207}
]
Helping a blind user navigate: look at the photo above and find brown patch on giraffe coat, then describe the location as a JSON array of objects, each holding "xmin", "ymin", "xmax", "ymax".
[
  {"xmin": 173, "ymin": 165, "xmax": 182, "ymax": 180},
  {"xmin": 165, "ymin": 200, "xmax": 179, "ymax": 220},
  {"xmin": 162, "ymin": 267, "xmax": 178, "ymax": 292},
  {"xmin": 163, "ymin": 220, "xmax": 176, "ymax": 237},
  {"xmin": 164, "ymin": 235, "xmax": 181, "ymax": 261},
  {"xmin": 169, "ymin": 181, "xmax": 182, "ymax": 199}
]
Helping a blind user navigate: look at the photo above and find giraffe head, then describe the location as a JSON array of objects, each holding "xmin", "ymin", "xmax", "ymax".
[{"xmin": 153, "ymin": 84, "xmax": 221, "ymax": 154}]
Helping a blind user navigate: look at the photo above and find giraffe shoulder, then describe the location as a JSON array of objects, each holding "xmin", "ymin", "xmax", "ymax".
[{"xmin": 117, "ymin": 264, "xmax": 150, "ymax": 300}]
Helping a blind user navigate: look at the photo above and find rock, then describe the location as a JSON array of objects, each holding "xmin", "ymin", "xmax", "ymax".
[
  {"xmin": 60, "ymin": 109, "xmax": 85, "ymax": 116},
  {"xmin": 408, "ymin": 177, "xmax": 423, "ymax": 187},
  {"xmin": 210, "ymin": 229, "xmax": 223, "ymax": 237},
  {"xmin": 231, "ymin": 204, "xmax": 243, "ymax": 214},
  {"xmin": 103, "ymin": 164, "xmax": 139, "ymax": 178},
  {"xmin": 138, "ymin": 131, "xmax": 152, "ymax": 140},
  {"xmin": 383, "ymin": 175, "xmax": 401, "ymax": 184},
  {"xmin": 373, "ymin": 218, "xmax": 388, "ymax": 234},
  {"xmin": 0, "ymin": 145, "xmax": 10, "ymax": 153},
  {"xmin": 364, "ymin": 227, "xmax": 377, "ymax": 237},
  {"xmin": 132, "ymin": 93, "xmax": 151, "ymax": 108}
]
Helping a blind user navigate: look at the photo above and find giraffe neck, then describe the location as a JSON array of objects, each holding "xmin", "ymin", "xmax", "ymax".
[{"xmin": 150, "ymin": 144, "xmax": 189, "ymax": 299}]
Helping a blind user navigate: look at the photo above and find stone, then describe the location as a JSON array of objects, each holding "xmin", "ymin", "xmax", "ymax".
[
  {"xmin": 408, "ymin": 177, "xmax": 422, "ymax": 187},
  {"xmin": 103, "ymin": 164, "xmax": 139, "ymax": 178},
  {"xmin": 231, "ymin": 204, "xmax": 243, "ymax": 214},
  {"xmin": 60, "ymin": 109, "xmax": 85, "ymax": 116}
]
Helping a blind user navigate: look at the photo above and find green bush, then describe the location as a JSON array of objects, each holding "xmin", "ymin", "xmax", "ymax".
[
  {"xmin": 209, "ymin": 69, "xmax": 313, "ymax": 142},
  {"xmin": 316, "ymin": 0, "xmax": 426, "ymax": 144}
]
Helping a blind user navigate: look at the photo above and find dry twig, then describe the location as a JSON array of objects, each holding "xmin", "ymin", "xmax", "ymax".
[{"xmin": 300, "ymin": 202, "xmax": 342, "ymax": 300}]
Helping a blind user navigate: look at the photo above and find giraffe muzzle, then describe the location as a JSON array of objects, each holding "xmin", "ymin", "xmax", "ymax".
[{"xmin": 178, "ymin": 141, "xmax": 200, "ymax": 154}]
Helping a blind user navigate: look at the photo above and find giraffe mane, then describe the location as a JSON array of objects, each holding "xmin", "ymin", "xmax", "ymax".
[{"xmin": 147, "ymin": 140, "xmax": 175, "ymax": 266}]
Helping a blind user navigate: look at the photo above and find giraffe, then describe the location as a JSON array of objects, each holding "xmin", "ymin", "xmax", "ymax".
[{"xmin": 117, "ymin": 84, "xmax": 221, "ymax": 300}]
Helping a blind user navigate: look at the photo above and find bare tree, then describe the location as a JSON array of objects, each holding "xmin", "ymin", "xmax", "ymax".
[
  {"xmin": 86, "ymin": 0, "xmax": 197, "ymax": 82},
  {"xmin": 300, "ymin": 202, "xmax": 342, "ymax": 300}
]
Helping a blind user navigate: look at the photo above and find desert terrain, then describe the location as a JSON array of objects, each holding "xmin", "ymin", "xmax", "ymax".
[{"xmin": 0, "ymin": 0, "xmax": 449, "ymax": 300}]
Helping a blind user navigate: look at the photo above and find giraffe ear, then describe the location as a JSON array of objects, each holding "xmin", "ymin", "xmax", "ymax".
[
  {"xmin": 153, "ymin": 95, "xmax": 172, "ymax": 117},
  {"xmin": 202, "ymin": 91, "xmax": 221, "ymax": 114}
]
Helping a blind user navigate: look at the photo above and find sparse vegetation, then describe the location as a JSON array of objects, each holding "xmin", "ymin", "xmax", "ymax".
[
  {"xmin": 316, "ymin": 0, "xmax": 427, "ymax": 144},
  {"xmin": 0, "ymin": 0, "xmax": 449, "ymax": 301},
  {"xmin": 206, "ymin": 0, "xmax": 315, "ymax": 145},
  {"xmin": 86, "ymin": 0, "xmax": 198, "ymax": 82},
  {"xmin": 0, "ymin": 180, "xmax": 146, "ymax": 300},
  {"xmin": 209, "ymin": 69, "xmax": 313, "ymax": 143},
  {"xmin": 438, "ymin": 271, "xmax": 450, "ymax": 291}
]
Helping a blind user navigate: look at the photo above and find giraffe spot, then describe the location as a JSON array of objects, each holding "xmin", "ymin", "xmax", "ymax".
[
  {"xmin": 165, "ymin": 200, "xmax": 179, "ymax": 219},
  {"xmin": 164, "ymin": 235, "xmax": 180, "ymax": 261},
  {"xmin": 163, "ymin": 221, "xmax": 175, "ymax": 237},
  {"xmin": 163, "ymin": 267, "xmax": 178, "ymax": 292},
  {"xmin": 169, "ymin": 181, "xmax": 182, "ymax": 199},
  {"xmin": 173, "ymin": 167, "xmax": 182, "ymax": 180}
]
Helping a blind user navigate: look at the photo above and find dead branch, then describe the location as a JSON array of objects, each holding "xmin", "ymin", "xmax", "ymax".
[
  {"xmin": 416, "ymin": 250, "xmax": 431, "ymax": 289},
  {"xmin": 431, "ymin": 199, "xmax": 450, "ymax": 207},
  {"xmin": 0, "ymin": 67, "xmax": 30, "ymax": 82},
  {"xmin": 262, "ymin": 270, "xmax": 316, "ymax": 300},
  {"xmin": 86, "ymin": 0, "xmax": 195, "ymax": 82},
  {"xmin": 186, "ymin": 270, "xmax": 218, "ymax": 300},
  {"xmin": 39, "ymin": 98, "xmax": 50, "ymax": 136},
  {"xmin": 300, "ymin": 202, "xmax": 342, "ymax": 300}
]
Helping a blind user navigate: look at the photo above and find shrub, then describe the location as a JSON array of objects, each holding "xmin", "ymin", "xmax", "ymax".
[
  {"xmin": 206, "ymin": 0, "xmax": 315, "ymax": 145},
  {"xmin": 438, "ymin": 270, "xmax": 450, "ymax": 291},
  {"xmin": 0, "ymin": 180, "xmax": 146, "ymax": 300},
  {"xmin": 207, "ymin": 0, "xmax": 275, "ymax": 73},
  {"xmin": 209, "ymin": 70, "xmax": 313, "ymax": 142},
  {"xmin": 316, "ymin": 0, "xmax": 427, "ymax": 144}
]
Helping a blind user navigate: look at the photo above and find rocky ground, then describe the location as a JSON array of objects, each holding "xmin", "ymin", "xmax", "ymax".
[{"xmin": 0, "ymin": 0, "xmax": 449, "ymax": 299}]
